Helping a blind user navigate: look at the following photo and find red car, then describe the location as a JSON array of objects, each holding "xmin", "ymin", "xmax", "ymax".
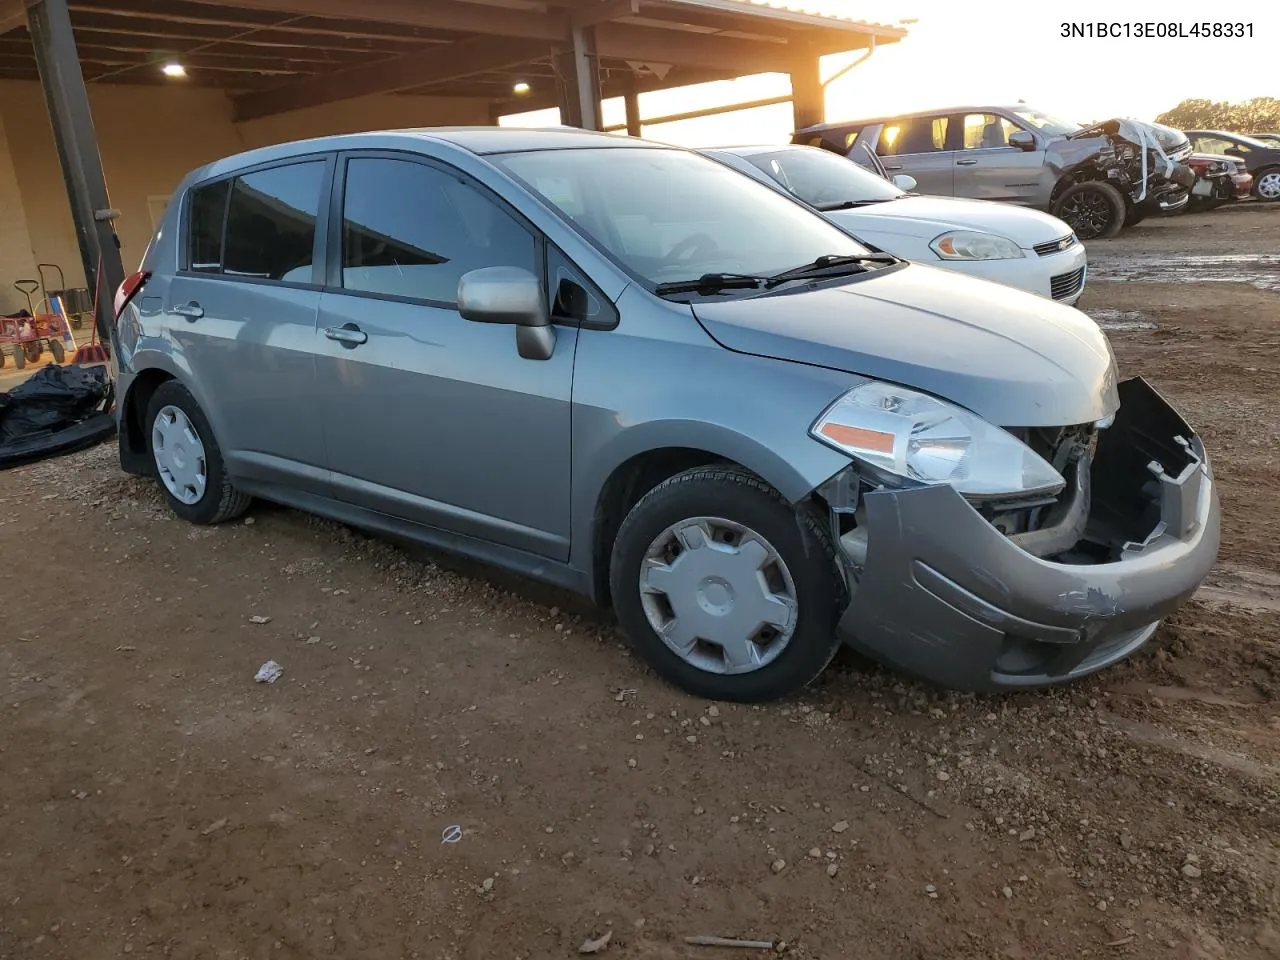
[{"xmin": 1185, "ymin": 153, "xmax": 1253, "ymax": 210}]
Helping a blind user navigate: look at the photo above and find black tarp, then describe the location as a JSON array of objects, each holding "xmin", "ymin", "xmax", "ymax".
[{"xmin": 0, "ymin": 364, "xmax": 115, "ymax": 469}]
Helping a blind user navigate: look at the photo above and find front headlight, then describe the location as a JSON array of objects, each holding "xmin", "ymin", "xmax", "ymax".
[
  {"xmin": 811, "ymin": 382, "xmax": 1065, "ymax": 498},
  {"xmin": 930, "ymin": 231, "xmax": 1025, "ymax": 261}
]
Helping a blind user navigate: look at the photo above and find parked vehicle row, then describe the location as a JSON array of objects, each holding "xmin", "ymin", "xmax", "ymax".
[
  {"xmin": 1183, "ymin": 130, "xmax": 1280, "ymax": 202},
  {"xmin": 793, "ymin": 104, "xmax": 1196, "ymax": 240},
  {"xmin": 113, "ymin": 127, "xmax": 1219, "ymax": 704},
  {"xmin": 1185, "ymin": 152, "xmax": 1253, "ymax": 211}
]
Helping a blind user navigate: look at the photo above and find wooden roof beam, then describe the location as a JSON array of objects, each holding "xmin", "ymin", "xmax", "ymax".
[{"xmin": 232, "ymin": 33, "xmax": 546, "ymax": 120}]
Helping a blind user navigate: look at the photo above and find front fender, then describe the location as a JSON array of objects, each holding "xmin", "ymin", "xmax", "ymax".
[{"xmin": 565, "ymin": 304, "xmax": 858, "ymax": 589}]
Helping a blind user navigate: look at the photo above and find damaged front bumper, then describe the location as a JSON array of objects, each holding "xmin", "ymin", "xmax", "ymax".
[{"xmin": 831, "ymin": 377, "xmax": 1219, "ymax": 693}]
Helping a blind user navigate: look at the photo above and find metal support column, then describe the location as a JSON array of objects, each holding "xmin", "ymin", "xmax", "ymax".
[
  {"xmin": 788, "ymin": 43, "xmax": 825, "ymax": 133},
  {"xmin": 27, "ymin": 0, "xmax": 124, "ymax": 342},
  {"xmin": 623, "ymin": 85, "xmax": 642, "ymax": 137},
  {"xmin": 554, "ymin": 24, "xmax": 602, "ymax": 130}
]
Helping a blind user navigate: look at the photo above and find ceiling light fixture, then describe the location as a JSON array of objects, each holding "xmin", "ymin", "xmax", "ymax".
[
  {"xmin": 162, "ymin": 62, "xmax": 187, "ymax": 78},
  {"xmin": 513, "ymin": 81, "xmax": 531, "ymax": 95}
]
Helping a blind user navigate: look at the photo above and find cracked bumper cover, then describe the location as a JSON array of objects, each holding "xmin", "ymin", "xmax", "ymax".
[{"xmin": 834, "ymin": 378, "xmax": 1220, "ymax": 693}]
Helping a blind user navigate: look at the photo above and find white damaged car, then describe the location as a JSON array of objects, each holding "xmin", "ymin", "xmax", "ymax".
[{"xmin": 704, "ymin": 143, "xmax": 1088, "ymax": 304}]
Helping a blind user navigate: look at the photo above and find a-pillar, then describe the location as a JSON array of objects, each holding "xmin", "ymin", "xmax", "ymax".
[
  {"xmin": 554, "ymin": 23, "xmax": 602, "ymax": 130},
  {"xmin": 789, "ymin": 44, "xmax": 825, "ymax": 133},
  {"xmin": 26, "ymin": 0, "xmax": 124, "ymax": 343}
]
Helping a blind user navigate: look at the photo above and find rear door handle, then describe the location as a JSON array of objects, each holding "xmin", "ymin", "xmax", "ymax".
[
  {"xmin": 324, "ymin": 323, "xmax": 368, "ymax": 347},
  {"xmin": 956, "ymin": 159, "xmax": 978, "ymax": 166},
  {"xmin": 171, "ymin": 301, "xmax": 204, "ymax": 320}
]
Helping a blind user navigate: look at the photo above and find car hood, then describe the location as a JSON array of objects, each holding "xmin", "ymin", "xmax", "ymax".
[
  {"xmin": 824, "ymin": 195, "xmax": 1072, "ymax": 248},
  {"xmin": 691, "ymin": 263, "xmax": 1119, "ymax": 428}
]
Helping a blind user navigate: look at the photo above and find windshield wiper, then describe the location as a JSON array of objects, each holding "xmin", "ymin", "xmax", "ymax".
[
  {"xmin": 816, "ymin": 199, "xmax": 892, "ymax": 211},
  {"xmin": 763, "ymin": 253, "xmax": 896, "ymax": 289},
  {"xmin": 654, "ymin": 273, "xmax": 766, "ymax": 296}
]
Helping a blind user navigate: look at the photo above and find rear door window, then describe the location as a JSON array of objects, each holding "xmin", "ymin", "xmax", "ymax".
[
  {"xmin": 877, "ymin": 116, "xmax": 949, "ymax": 156},
  {"xmin": 185, "ymin": 161, "xmax": 326, "ymax": 283},
  {"xmin": 187, "ymin": 180, "xmax": 229, "ymax": 273},
  {"xmin": 222, "ymin": 162, "xmax": 326, "ymax": 283}
]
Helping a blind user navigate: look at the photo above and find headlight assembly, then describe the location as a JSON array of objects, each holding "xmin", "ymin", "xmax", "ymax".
[
  {"xmin": 811, "ymin": 382, "xmax": 1065, "ymax": 498},
  {"xmin": 930, "ymin": 231, "xmax": 1025, "ymax": 261}
]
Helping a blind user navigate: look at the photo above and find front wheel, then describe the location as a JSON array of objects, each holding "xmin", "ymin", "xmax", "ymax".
[
  {"xmin": 48, "ymin": 340, "xmax": 65, "ymax": 364},
  {"xmin": 1253, "ymin": 167, "xmax": 1280, "ymax": 202},
  {"xmin": 1053, "ymin": 181, "xmax": 1126, "ymax": 240},
  {"xmin": 145, "ymin": 381, "xmax": 251, "ymax": 524},
  {"xmin": 609, "ymin": 466, "xmax": 845, "ymax": 702}
]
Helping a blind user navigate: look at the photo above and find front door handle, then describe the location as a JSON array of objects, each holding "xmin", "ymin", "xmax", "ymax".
[
  {"xmin": 883, "ymin": 163, "xmax": 903, "ymax": 170},
  {"xmin": 956, "ymin": 159, "xmax": 978, "ymax": 166},
  {"xmin": 171, "ymin": 301, "xmax": 204, "ymax": 320},
  {"xmin": 324, "ymin": 323, "xmax": 368, "ymax": 347}
]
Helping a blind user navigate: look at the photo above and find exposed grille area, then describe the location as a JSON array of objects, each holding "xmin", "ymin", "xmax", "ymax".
[
  {"xmin": 1050, "ymin": 266, "xmax": 1086, "ymax": 300},
  {"xmin": 1033, "ymin": 233, "xmax": 1078, "ymax": 257}
]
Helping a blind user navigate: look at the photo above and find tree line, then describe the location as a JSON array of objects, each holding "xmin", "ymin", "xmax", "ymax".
[{"xmin": 1156, "ymin": 97, "xmax": 1280, "ymax": 133}]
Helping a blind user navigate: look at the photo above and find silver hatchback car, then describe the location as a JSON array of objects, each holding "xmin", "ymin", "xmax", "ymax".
[{"xmin": 113, "ymin": 128, "xmax": 1219, "ymax": 702}]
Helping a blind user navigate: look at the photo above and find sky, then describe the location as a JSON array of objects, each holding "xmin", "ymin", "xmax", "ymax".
[{"xmin": 502, "ymin": 0, "xmax": 1280, "ymax": 146}]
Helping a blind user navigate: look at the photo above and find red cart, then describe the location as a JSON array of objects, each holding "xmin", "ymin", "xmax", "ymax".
[{"xmin": 2, "ymin": 279, "xmax": 69, "ymax": 369}]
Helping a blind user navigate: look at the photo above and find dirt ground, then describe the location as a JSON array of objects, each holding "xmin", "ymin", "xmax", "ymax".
[{"xmin": 3, "ymin": 206, "xmax": 1279, "ymax": 960}]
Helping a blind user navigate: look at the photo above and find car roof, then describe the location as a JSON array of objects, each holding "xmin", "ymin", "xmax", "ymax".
[
  {"xmin": 187, "ymin": 126, "xmax": 671, "ymax": 184},
  {"xmin": 797, "ymin": 105, "xmax": 1036, "ymax": 133}
]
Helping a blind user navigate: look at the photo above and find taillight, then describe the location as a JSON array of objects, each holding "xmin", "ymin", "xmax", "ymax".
[{"xmin": 114, "ymin": 270, "xmax": 150, "ymax": 322}]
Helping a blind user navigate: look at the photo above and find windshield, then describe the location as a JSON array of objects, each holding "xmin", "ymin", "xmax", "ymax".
[
  {"xmin": 490, "ymin": 147, "xmax": 871, "ymax": 288},
  {"xmin": 1012, "ymin": 108, "xmax": 1081, "ymax": 137},
  {"xmin": 742, "ymin": 148, "xmax": 903, "ymax": 208}
]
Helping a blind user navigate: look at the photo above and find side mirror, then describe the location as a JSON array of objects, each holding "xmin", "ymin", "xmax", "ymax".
[
  {"xmin": 1008, "ymin": 130, "xmax": 1036, "ymax": 151},
  {"xmin": 458, "ymin": 266, "xmax": 555, "ymax": 361},
  {"xmin": 891, "ymin": 174, "xmax": 917, "ymax": 191}
]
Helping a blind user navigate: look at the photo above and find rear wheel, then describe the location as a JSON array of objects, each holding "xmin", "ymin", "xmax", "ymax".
[
  {"xmin": 1253, "ymin": 167, "xmax": 1280, "ymax": 202},
  {"xmin": 609, "ymin": 466, "xmax": 845, "ymax": 702},
  {"xmin": 49, "ymin": 340, "xmax": 65, "ymax": 364},
  {"xmin": 23, "ymin": 341, "xmax": 41, "ymax": 362},
  {"xmin": 146, "ymin": 381, "xmax": 251, "ymax": 525},
  {"xmin": 1053, "ymin": 181, "xmax": 1126, "ymax": 240},
  {"xmin": 13, "ymin": 345, "xmax": 25, "ymax": 370}
]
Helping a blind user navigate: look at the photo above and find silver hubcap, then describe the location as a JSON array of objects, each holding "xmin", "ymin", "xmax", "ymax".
[
  {"xmin": 639, "ymin": 517, "xmax": 798, "ymax": 675},
  {"xmin": 1257, "ymin": 171, "xmax": 1280, "ymax": 200},
  {"xmin": 152, "ymin": 405, "xmax": 208, "ymax": 505}
]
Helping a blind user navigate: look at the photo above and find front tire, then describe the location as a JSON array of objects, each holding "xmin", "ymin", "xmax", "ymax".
[
  {"xmin": 1253, "ymin": 166, "xmax": 1280, "ymax": 202},
  {"xmin": 609, "ymin": 466, "xmax": 845, "ymax": 702},
  {"xmin": 1053, "ymin": 181, "xmax": 1126, "ymax": 240},
  {"xmin": 145, "ymin": 381, "xmax": 251, "ymax": 524}
]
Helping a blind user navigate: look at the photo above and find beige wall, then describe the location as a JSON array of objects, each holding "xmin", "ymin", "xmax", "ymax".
[
  {"xmin": 0, "ymin": 80, "xmax": 491, "ymax": 313},
  {"xmin": 0, "ymin": 107, "xmax": 38, "ymax": 314}
]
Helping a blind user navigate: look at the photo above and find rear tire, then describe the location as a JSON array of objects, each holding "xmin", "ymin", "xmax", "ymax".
[
  {"xmin": 1053, "ymin": 181, "xmax": 1126, "ymax": 240},
  {"xmin": 13, "ymin": 346, "xmax": 25, "ymax": 370},
  {"xmin": 145, "ymin": 381, "xmax": 251, "ymax": 525},
  {"xmin": 609, "ymin": 465, "xmax": 845, "ymax": 702},
  {"xmin": 23, "ymin": 341, "xmax": 41, "ymax": 362},
  {"xmin": 49, "ymin": 340, "xmax": 65, "ymax": 364},
  {"xmin": 1253, "ymin": 166, "xmax": 1280, "ymax": 202}
]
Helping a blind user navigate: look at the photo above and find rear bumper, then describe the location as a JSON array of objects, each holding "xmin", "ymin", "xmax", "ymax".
[{"xmin": 834, "ymin": 377, "xmax": 1220, "ymax": 692}]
